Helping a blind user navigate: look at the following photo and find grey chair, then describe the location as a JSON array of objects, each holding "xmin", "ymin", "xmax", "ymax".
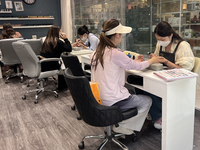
[
  {"xmin": 12, "ymin": 41, "xmax": 60, "ymax": 104},
  {"xmin": 20, "ymin": 39, "xmax": 43, "ymax": 55},
  {"xmin": 0, "ymin": 38, "xmax": 23, "ymax": 83}
]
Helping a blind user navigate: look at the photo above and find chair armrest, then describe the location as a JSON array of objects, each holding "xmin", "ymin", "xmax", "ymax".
[
  {"xmin": 40, "ymin": 58, "xmax": 61, "ymax": 63},
  {"xmin": 84, "ymin": 64, "xmax": 91, "ymax": 70},
  {"xmin": 62, "ymin": 52, "xmax": 70, "ymax": 56}
]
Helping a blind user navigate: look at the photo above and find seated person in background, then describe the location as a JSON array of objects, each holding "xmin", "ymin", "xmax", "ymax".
[
  {"xmin": 90, "ymin": 19, "xmax": 164, "ymax": 135},
  {"xmin": 136, "ymin": 21, "xmax": 195, "ymax": 130},
  {"xmin": 0, "ymin": 23, "xmax": 23, "ymax": 76},
  {"xmin": 40, "ymin": 25, "xmax": 72, "ymax": 90},
  {"xmin": 0, "ymin": 23, "xmax": 23, "ymax": 39},
  {"xmin": 76, "ymin": 25, "xmax": 99, "ymax": 50},
  {"xmin": 40, "ymin": 36, "xmax": 78, "ymax": 48}
]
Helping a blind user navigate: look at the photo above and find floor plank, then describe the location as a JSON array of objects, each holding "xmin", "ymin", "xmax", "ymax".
[{"xmin": 0, "ymin": 77, "xmax": 200, "ymax": 150}]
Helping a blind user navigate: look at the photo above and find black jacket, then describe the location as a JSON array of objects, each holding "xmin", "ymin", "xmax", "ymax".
[{"xmin": 40, "ymin": 39, "xmax": 72, "ymax": 72}]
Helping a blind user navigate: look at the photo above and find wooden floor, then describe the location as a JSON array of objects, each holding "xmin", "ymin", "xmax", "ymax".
[{"xmin": 0, "ymin": 77, "xmax": 200, "ymax": 150}]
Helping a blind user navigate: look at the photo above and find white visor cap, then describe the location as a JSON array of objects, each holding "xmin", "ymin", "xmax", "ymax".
[{"xmin": 105, "ymin": 23, "xmax": 132, "ymax": 36}]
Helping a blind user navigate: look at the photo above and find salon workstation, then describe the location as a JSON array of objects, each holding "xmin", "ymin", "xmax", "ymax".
[{"xmin": 0, "ymin": 0, "xmax": 200, "ymax": 150}]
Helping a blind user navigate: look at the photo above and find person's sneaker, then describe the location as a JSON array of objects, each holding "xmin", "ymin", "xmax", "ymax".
[
  {"xmin": 146, "ymin": 113, "xmax": 152, "ymax": 120},
  {"xmin": 154, "ymin": 118, "xmax": 162, "ymax": 130},
  {"xmin": 112, "ymin": 125, "xmax": 134, "ymax": 135}
]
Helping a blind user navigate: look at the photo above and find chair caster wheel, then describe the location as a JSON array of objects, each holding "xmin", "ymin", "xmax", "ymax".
[
  {"xmin": 5, "ymin": 81, "xmax": 8, "ymax": 84},
  {"xmin": 71, "ymin": 106, "xmax": 76, "ymax": 110},
  {"xmin": 77, "ymin": 116, "xmax": 82, "ymax": 120},
  {"xmin": 78, "ymin": 141, "xmax": 84, "ymax": 149},
  {"xmin": 131, "ymin": 135, "xmax": 137, "ymax": 142},
  {"xmin": 34, "ymin": 101, "xmax": 38, "ymax": 104},
  {"xmin": 22, "ymin": 96, "xmax": 26, "ymax": 100},
  {"xmin": 55, "ymin": 94, "xmax": 58, "ymax": 98},
  {"xmin": 27, "ymin": 84, "xmax": 30, "ymax": 87}
]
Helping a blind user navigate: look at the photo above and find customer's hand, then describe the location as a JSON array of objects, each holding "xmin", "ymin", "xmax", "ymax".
[
  {"xmin": 60, "ymin": 33, "xmax": 67, "ymax": 39},
  {"xmin": 15, "ymin": 32, "xmax": 22, "ymax": 38},
  {"xmin": 135, "ymin": 55, "xmax": 144, "ymax": 62},
  {"xmin": 71, "ymin": 41, "xmax": 80, "ymax": 47},
  {"xmin": 148, "ymin": 56, "xmax": 165, "ymax": 65}
]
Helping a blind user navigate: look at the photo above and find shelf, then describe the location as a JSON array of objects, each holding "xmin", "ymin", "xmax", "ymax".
[
  {"xmin": 192, "ymin": 47, "xmax": 200, "ymax": 51},
  {"xmin": 182, "ymin": 23, "xmax": 200, "ymax": 26},
  {"xmin": 154, "ymin": 11, "xmax": 180, "ymax": 15},
  {"xmin": 183, "ymin": 38, "xmax": 200, "ymax": 40},
  {"xmin": 182, "ymin": 10, "xmax": 200, "ymax": 13},
  {"xmin": 0, "ymin": 18, "xmax": 54, "ymax": 20},
  {"xmin": 0, "ymin": 11, "xmax": 12, "ymax": 13},
  {"xmin": 153, "ymin": 0, "xmax": 180, "ymax": 4},
  {"xmin": 171, "ymin": 25, "xmax": 180, "ymax": 27},
  {"xmin": 0, "ymin": 25, "xmax": 52, "ymax": 29}
]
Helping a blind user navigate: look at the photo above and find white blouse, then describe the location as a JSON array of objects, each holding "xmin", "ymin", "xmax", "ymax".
[{"xmin": 154, "ymin": 40, "xmax": 195, "ymax": 71}]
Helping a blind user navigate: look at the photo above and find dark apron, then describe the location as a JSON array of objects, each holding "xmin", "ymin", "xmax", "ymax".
[{"xmin": 159, "ymin": 41, "xmax": 181, "ymax": 66}]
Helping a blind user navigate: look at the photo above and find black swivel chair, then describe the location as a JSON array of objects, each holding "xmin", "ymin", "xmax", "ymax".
[
  {"xmin": 61, "ymin": 53, "xmax": 90, "ymax": 80},
  {"xmin": 61, "ymin": 53, "xmax": 90, "ymax": 120},
  {"xmin": 63, "ymin": 68, "xmax": 138, "ymax": 150}
]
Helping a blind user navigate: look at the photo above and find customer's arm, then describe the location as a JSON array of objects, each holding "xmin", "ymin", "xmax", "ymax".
[
  {"xmin": 14, "ymin": 32, "xmax": 23, "ymax": 38},
  {"xmin": 111, "ymin": 49, "xmax": 154, "ymax": 70},
  {"xmin": 57, "ymin": 39, "xmax": 72, "ymax": 53}
]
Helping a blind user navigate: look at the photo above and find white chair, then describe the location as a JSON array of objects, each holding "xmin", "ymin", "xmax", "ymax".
[
  {"xmin": 12, "ymin": 41, "xmax": 60, "ymax": 104},
  {"xmin": 20, "ymin": 39, "xmax": 43, "ymax": 55},
  {"xmin": 0, "ymin": 38, "xmax": 23, "ymax": 83}
]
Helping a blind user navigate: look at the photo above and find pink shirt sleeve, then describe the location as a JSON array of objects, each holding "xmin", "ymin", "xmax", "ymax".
[{"xmin": 111, "ymin": 49, "xmax": 150, "ymax": 70}]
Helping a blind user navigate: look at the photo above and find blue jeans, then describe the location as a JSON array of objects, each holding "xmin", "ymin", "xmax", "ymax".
[{"xmin": 135, "ymin": 88, "xmax": 162, "ymax": 122}]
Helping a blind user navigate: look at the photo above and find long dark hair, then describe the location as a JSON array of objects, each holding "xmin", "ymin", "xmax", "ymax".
[
  {"xmin": 91, "ymin": 19, "xmax": 119, "ymax": 70},
  {"xmin": 40, "ymin": 26, "xmax": 60, "ymax": 53},
  {"xmin": 77, "ymin": 25, "xmax": 89, "ymax": 35},
  {"xmin": 0, "ymin": 23, "xmax": 15, "ymax": 39},
  {"xmin": 154, "ymin": 21, "xmax": 183, "ymax": 42}
]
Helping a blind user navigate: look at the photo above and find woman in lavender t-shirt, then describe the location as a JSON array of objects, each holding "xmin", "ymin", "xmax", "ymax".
[{"xmin": 90, "ymin": 19, "xmax": 164, "ymax": 135}]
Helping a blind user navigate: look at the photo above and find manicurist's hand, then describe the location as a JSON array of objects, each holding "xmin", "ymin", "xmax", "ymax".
[
  {"xmin": 71, "ymin": 42, "xmax": 79, "ymax": 47},
  {"xmin": 77, "ymin": 42, "xmax": 88, "ymax": 49},
  {"xmin": 149, "ymin": 53, "xmax": 157, "ymax": 58}
]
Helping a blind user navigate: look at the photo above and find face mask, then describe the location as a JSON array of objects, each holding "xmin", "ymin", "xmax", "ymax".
[
  {"xmin": 158, "ymin": 37, "xmax": 171, "ymax": 47},
  {"xmin": 81, "ymin": 34, "xmax": 87, "ymax": 42}
]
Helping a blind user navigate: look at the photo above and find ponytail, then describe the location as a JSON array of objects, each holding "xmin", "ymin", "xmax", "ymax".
[
  {"xmin": 77, "ymin": 25, "xmax": 89, "ymax": 35},
  {"xmin": 91, "ymin": 19, "xmax": 119, "ymax": 70}
]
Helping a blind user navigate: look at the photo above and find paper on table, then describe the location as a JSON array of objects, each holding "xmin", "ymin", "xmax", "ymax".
[{"xmin": 153, "ymin": 68, "xmax": 198, "ymax": 81}]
